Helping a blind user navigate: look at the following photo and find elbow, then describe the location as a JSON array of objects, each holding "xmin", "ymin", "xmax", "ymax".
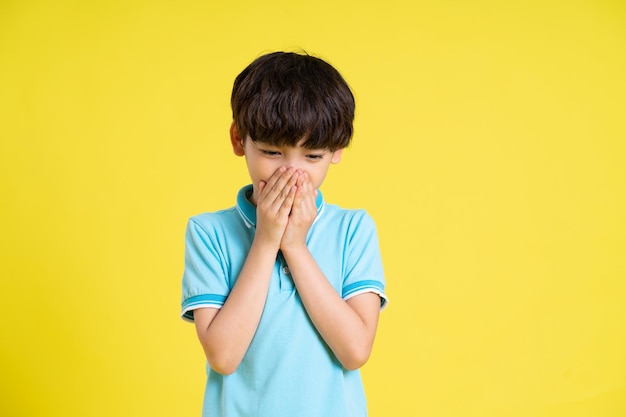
[
  {"xmin": 202, "ymin": 346, "xmax": 242, "ymax": 375},
  {"xmin": 210, "ymin": 362, "xmax": 238, "ymax": 376},
  {"xmin": 207, "ymin": 353, "xmax": 240, "ymax": 375},
  {"xmin": 339, "ymin": 346, "xmax": 372, "ymax": 371}
]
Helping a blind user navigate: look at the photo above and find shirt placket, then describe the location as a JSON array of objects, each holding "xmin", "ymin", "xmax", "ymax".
[{"xmin": 276, "ymin": 251, "xmax": 294, "ymax": 292}]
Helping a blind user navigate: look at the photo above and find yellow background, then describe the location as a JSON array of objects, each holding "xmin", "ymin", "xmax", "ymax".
[{"xmin": 1, "ymin": 0, "xmax": 625, "ymax": 416}]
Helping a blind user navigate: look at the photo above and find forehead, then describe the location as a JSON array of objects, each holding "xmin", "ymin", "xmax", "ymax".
[{"xmin": 249, "ymin": 137, "xmax": 328, "ymax": 151}]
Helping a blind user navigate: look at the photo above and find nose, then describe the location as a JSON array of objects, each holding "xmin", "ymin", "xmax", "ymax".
[{"xmin": 284, "ymin": 157, "xmax": 305, "ymax": 172}]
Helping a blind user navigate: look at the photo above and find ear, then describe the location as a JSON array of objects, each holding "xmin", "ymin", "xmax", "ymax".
[
  {"xmin": 230, "ymin": 122, "xmax": 245, "ymax": 156},
  {"xmin": 331, "ymin": 148, "xmax": 344, "ymax": 164}
]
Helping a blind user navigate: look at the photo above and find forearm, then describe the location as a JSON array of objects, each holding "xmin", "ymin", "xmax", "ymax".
[
  {"xmin": 196, "ymin": 240, "xmax": 277, "ymax": 374},
  {"xmin": 282, "ymin": 246, "xmax": 380, "ymax": 370}
]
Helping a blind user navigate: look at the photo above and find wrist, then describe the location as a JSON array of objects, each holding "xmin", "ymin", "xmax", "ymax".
[
  {"xmin": 251, "ymin": 234, "xmax": 282, "ymax": 255},
  {"xmin": 280, "ymin": 241, "xmax": 309, "ymax": 256}
]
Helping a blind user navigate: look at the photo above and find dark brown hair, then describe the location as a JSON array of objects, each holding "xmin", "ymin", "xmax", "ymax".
[{"xmin": 231, "ymin": 51, "xmax": 355, "ymax": 151}]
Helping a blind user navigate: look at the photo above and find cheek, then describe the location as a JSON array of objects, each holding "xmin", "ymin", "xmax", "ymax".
[
  {"xmin": 248, "ymin": 159, "xmax": 279, "ymax": 182},
  {"xmin": 308, "ymin": 167, "xmax": 331, "ymax": 188}
]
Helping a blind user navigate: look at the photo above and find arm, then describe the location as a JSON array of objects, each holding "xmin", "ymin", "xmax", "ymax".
[
  {"xmin": 193, "ymin": 241, "xmax": 278, "ymax": 375},
  {"xmin": 194, "ymin": 167, "xmax": 300, "ymax": 375},
  {"xmin": 282, "ymin": 247, "xmax": 381, "ymax": 370},
  {"xmin": 280, "ymin": 174, "xmax": 382, "ymax": 370}
]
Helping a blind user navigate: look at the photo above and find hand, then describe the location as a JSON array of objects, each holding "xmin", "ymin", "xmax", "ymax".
[
  {"xmin": 254, "ymin": 167, "xmax": 300, "ymax": 249},
  {"xmin": 280, "ymin": 171, "xmax": 318, "ymax": 251}
]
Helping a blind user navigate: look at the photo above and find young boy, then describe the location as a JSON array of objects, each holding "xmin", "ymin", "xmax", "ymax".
[{"xmin": 181, "ymin": 51, "xmax": 388, "ymax": 417}]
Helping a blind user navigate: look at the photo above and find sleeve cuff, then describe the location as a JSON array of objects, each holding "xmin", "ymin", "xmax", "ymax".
[
  {"xmin": 181, "ymin": 294, "xmax": 227, "ymax": 322},
  {"xmin": 343, "ymin": 280, "xmax": 389, "ymax": 311}
]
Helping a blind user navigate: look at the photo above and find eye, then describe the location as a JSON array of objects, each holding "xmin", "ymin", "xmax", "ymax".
[
  {"xmin": 261, "ymin": 150, "xmax": 281, "ymax": 156},
  {"xmin": 306, "ymin": 153, "xmax": 325, "ymax": 160}
]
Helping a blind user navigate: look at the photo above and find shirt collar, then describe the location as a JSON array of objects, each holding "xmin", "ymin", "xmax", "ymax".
[{"xmin": 236, "ymin": 184, "xmax": 325, "ymax": 229}]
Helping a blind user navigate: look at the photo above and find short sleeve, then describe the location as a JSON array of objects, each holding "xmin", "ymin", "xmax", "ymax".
[
  {"xmin": 341, "ymin": 211, "xmax": 388, "ymax": 310},
  {"xmin": 180, "ymin": 217, "xmax": 231, "ymax": 322}
]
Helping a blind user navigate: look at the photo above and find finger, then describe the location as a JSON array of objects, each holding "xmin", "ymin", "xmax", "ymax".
[
  {"xmin": 300, "ymin": 174, "xmax": 315, "ymax": 201},
  {"xmin": 273, "ymin": 170, "xmax": 299, "ymax": 204},
  {"xmin": 295, "ymin": 170, "xmax": 305, "ymax": 187},
  {"xmin": 292, "ymin": 181, "xmax": 304, "ymax": 209},
  {"xmin": 291, "ymin": 181, "xmax": 313, "ymax": 219},
  {"xmin": 260, "ymin": 167, "xmax": 295, "ymax": 203},
  {"xmin": 301, "ymin": 179, "xmax": 317, "ymax": 214},
  {"xmin": 278, "ymin": 184, "xmax": 297, "ymax": 216},
  {"xmin": 263, "ymin": 171, "xmax": 300, "ymax": 218},
  {"xmin": 271, "ymin": 167, "xmax": 298, "ymax": 195},
  {"xmin": 261, "ymin": 167, "xmax": 287, "ymax": 196}
]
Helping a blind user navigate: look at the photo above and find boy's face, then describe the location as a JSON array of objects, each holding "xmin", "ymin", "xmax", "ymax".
[{"xmin": 230, "ymin": 123, "xmax": 343, "ymax": 206}]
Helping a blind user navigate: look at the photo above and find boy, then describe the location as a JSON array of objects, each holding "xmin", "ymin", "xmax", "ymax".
[{"xmin": 181, "ymin": 51, "xmax": 388, "ymax": 417}]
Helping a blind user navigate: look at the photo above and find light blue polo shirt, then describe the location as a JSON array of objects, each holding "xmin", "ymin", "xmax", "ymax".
[{"xmin": 181, "ymin": 185, "xmax": 387, "ymax": 417}]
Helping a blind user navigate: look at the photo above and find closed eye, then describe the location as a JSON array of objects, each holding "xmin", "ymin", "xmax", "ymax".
[
  {"xmin": 306, "ymin": 154, "xmax": 325, "ymax": 160},
  {"xmin": 261, "ymin": 150, "xmax": 281, "ymax": 156}
]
